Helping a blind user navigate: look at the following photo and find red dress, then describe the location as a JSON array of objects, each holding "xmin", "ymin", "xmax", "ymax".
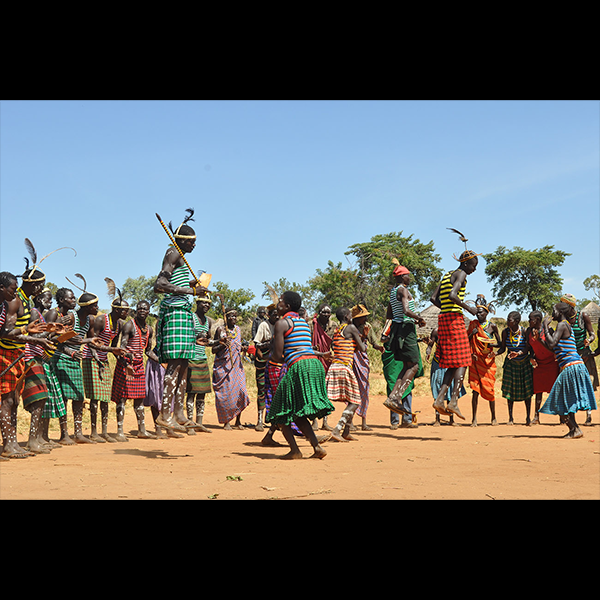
[{"xmin": 527, "ymin": 328, "xmax": 559, "ymax": 394}]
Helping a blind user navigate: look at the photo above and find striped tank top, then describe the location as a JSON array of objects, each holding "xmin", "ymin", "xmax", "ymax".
[
  {"xmin": 126, "ymin": 319, "xmax": 149, "ymax": 361},
  {"xmin": 390, "ymin": 285, "xmax": 415, "ymax": 323},
  {"xmin": 571, "ymin": 311, "xmax": 587, "ymax": 353},
  {"xmin": 56, "ymin": 310, "xmax": 89, "ymax": 356},
  {"xmin": 191, "ymin": 312, "xmax": 209, "ymax": 361},
  {"xmin": 283, "ymin": 312, "xmax": 315, "ymax": 366},
  {"xmin": 24, "ymin": 312, "xmax": 51, "ymax": 361},
  {"xmin": 81, "ymin": 313, "xmax": 120, "ymax": 361},
  {"xmin": 0, "ymin": 301, "xmax": 6, "ymax": 329},
  {"xmin": 439, "ymin": 270, "xmax": 465, "ymax": 314},
  {"xmin": 554, "ymin": 325, "xmax": 582, "ymax": 370},
  {"xmin": 332, "ymin": 324, "xmax": 355, "ymax": 367},
  {"xmin": 0, "ymin": 288, "xmax": 31, "ymax": 351},
  {"xmin": 161, "ymin": 264, "xmax": 193, "ymax": 309}
]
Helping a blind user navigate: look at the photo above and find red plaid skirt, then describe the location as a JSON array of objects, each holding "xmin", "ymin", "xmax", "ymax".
[
  {"xmin": 0, "ymin": 348, "xmax": 25, "ymax": 395},
  {"xmin": 111, "ymin": 357, "xmax": 146, "ymax": 401},
  {"xmin": 437, "ymin": 312, "xmax": 472, "ymax": 369}
]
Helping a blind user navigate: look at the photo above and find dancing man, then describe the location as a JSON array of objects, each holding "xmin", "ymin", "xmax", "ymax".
[{"xmin": 153, "ymin": 209, "xmax": 207, "ymax": 433}]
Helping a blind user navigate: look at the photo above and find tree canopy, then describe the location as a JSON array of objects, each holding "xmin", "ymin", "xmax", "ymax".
[{"xmin": 482, "ymin": 245, "xmax": 571, "ymax": 313}]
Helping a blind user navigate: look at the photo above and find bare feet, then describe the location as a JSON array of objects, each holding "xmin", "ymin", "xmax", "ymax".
[{"xmin": 446, "ymin": 402, "xmax": 465, "ymax": 420}]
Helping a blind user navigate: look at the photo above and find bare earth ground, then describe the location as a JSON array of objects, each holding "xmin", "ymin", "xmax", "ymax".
[{"xmin": 1, "ymin": 372, "xmax": 598, "ymax": 500}]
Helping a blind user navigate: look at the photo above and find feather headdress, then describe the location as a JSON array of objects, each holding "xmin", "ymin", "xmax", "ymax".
[
  {"xmin": 168, "ymin": 208, "xmax": 196, "ymax": 240},
  {"xmin": 104, "ymin": 277, "xmax": 126, "ymax": 307},
  {"xmin": 447, "ymin": 228, "xmax": 481, "ymax": 262},
  {"xmin": 467, "ymin": 294, "xmax": 497, "ymax": 314},
  {"xmin": 22, "ymin": 238, "xmax": 77, "ymax": 282},
  {"xmin": 65, "ymin": 273, "xmax": 98, "ymax": 306}
]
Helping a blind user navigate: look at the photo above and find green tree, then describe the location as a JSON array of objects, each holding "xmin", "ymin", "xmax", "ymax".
[
  {"xmin": 261, "ymin": 278, "xmax": 318, "ymax": 313},
  {"xmin": 482, "ymin": 245, "xmax": 571, "ymax": 313},
  {"xmin": 308, "ymin": 231, "xmax": 442, "ymax": 320},
  {"xmin": 121, "ymin": 275, "xmax": 163, "ymax": 310},
  {"xmin": 583, "ymin": 274, "xmax": 600, "ymax": 302},
  {"xmin": 208, "ymin": 281, "xmax": 255, "ymax": 323}
]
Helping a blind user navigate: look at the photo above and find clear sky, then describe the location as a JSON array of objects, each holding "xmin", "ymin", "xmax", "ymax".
[{"xmin": 1, "ymin": 100, "xmax": 598, "ymax": 318}]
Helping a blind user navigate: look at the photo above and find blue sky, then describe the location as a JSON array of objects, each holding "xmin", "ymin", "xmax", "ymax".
[{"xmin": 1, "ymin": 100, "xmax": 598, "ymax": 319}]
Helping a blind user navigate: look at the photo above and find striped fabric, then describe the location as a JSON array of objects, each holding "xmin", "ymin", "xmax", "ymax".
[
  {"xmin": 540, "ymin": 362, "xmax": 597, "ymax": 416},
  {"xmin": 82, "ymin": 313, "xmax": 119, "ymax": 361},
  {"xmin": 436, "ymin": 311, "xmax": 471, "ymax": 368},
  {"xmin": 389, "ymin": 285, "xmax": 415, "ymax": 323},
  {"xmin": 21, "ymin": 357, "xmax": 48, "ymax": 409},
  {"xmin": 266, "ymin": 357, "xmax": 334, "ymax": 426},
  {"xmin": 353, "ymin": 346, "xmax": 370, "ymax": 418},
  {"xmin": 212, "ymin": 325, "xmax": 250, "ymax": 424},
  {"xmin": 160, "ymin": 265, "xmax": 194, "ymax": 308},
  {"xmin": 191, "ymin": 313, "xmax": 209, "ymax": 361},
  {"xmin": 571, "ymin": 311, "xmax": 587, "ymax": 353},
  {"xmin": 111, "ymin": 320, "xmax": 148, "ymax": 401},
  {"xmin": 282, "ymin": 311, "xmax": 315, "ymax": 366},
  {"xmin": 144, "ymin": 359, "xmax": 167, "ymax": 410},
  {"xmin": 0, "ymin": 301, "xmax": 5, "ymax": 328},
  {"xmin": 82, "ymin": 357, "xmax": 112, "ymax": 402},
  {"xmin": 468, "ymin": 320, "xmax": 497, "ymax": 401},
  {"xmin": 326, "ymin": 362, "xmax": 361, "ymax": 405},
  {"xmin": 186, "ymin": 358, "xmax": 212, "ymax": 394},
  {"xmin": 439, "ymin": 270, "xmax": 465, "ymax": 314},
  {"xmin": 0, "ymin": 288, "xmax": 30, "ymax": 351},
  {"xmin": 554, "ymin": 327, "xmax": 582, "ymax": 370},
  {"xmin": 331, "ymin": 324, "xmax": 355, "ymax": 367}
]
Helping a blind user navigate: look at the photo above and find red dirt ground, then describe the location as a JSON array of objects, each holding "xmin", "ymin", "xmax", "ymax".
[{"xmin": 1, "ymin": 372, "xmax": 598, "ymax": 500}]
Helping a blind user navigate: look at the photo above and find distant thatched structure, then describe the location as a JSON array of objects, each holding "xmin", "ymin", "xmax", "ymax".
[
  {"xmin": 582, "ymin": 301, "xmax": 600, "ymax": 324},
  {"xmin": 417, "ymin": 304, "xmax": 471, "ymax": 339}
]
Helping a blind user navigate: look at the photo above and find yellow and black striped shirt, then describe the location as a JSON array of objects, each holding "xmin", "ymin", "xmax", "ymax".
[
  {"xmin": 0, "ymin": 288, "xmax": 30, "ymax": 351},
  {"xmin": 439, "ymin": 270, "xmax": 465, "ymax": 314}
]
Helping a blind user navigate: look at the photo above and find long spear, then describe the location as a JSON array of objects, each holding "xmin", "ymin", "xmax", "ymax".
[{"xmin": 155, "ymin": 212, "xmax": 201, "ymax": 287}]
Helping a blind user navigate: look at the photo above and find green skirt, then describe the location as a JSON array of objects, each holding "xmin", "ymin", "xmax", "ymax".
[
  {"xmin": 266, "ymin": 357, "xmax": 334, "ymax": 426},
  {"xmin": 502, "ymin": 357, "xmax": 533, "ymax": 402}
]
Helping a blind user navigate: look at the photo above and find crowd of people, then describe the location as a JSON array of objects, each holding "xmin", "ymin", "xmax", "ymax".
[{"xmin": 0, "ymin": 214, "xmax": 598, "ymax": 460}]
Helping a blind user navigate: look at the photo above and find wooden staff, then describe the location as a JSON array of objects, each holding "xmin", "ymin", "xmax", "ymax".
[
  {"xmin": 155, "ymin": 212, "xmax": 201, "ymax": 287},
  {"xmin": 0, "ymin": 351, "xmax": 25, "ymax": 378}
]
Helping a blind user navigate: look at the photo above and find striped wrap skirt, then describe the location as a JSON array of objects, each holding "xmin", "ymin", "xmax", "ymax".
[
  {"xmin": 540, "ymin": 362, "xmax": 598, "ymax": 416},
  {"xmin": 326, "ymin": 361, "xmax": 361, "ymax": 405},
  {"xmin": 186, "ymin": 358, "xmax": 212, "ymax": 395},
  {"xmin": 21, "ymin": 357, "xmax": 48, "ymax": 410},
  {"xmin": 266, "ymin": 357, "xmax": 334, "ymax": 426}
]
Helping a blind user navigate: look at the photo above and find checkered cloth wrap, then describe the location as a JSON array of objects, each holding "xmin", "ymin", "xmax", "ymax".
[
  {"xmin": 212, "ymin": 325, "xmax": 250, "ymax": 424},
  {"xmin": 155, "ymin": 303, "xmax": 196, "ymax": 361},
  {"xmin": 326, "ymin": 362, "xmax": 361, "ymax": 405},
  {"xmin": 82, "ymin": 357, "xmax": 112, "ymax": 403},
  {"xmin": 266, "ymin": 357, "xmax": 334, "ymax": 426},
  {"xmin": 0, "ymin": 348, "xmax": 25, "ymax": 394},
  {"xmin": 21, "ymin": 357, "xmax": 48, "ymax": 410},
  {"xmin": 50, "ymin": 352, "xmax": 85, "ymax": 402},
  {"xmin": 501, "ymin": 355, "xmax": 534, "ymax": 402},
  {"xmin": 436, "ymin": 312, "xmax": 472, "ymax": 369},
  {"xmin": 186, "ymin": 358, "xmax": 212, "ymax": 394},
  {"xmin": 265, "ymin": 361, "xmax": 287, "ymax": 414},
  {"xmin": 540, "ymin": 362, "xmax": 597, "ymax": 416},
  {"xmin": 111, "ymin": 356, "xmax": 146, "ymax": 401},
  {"xmin": 42, "ymin": 361, "xmax": 66, "ymax": 418}
]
